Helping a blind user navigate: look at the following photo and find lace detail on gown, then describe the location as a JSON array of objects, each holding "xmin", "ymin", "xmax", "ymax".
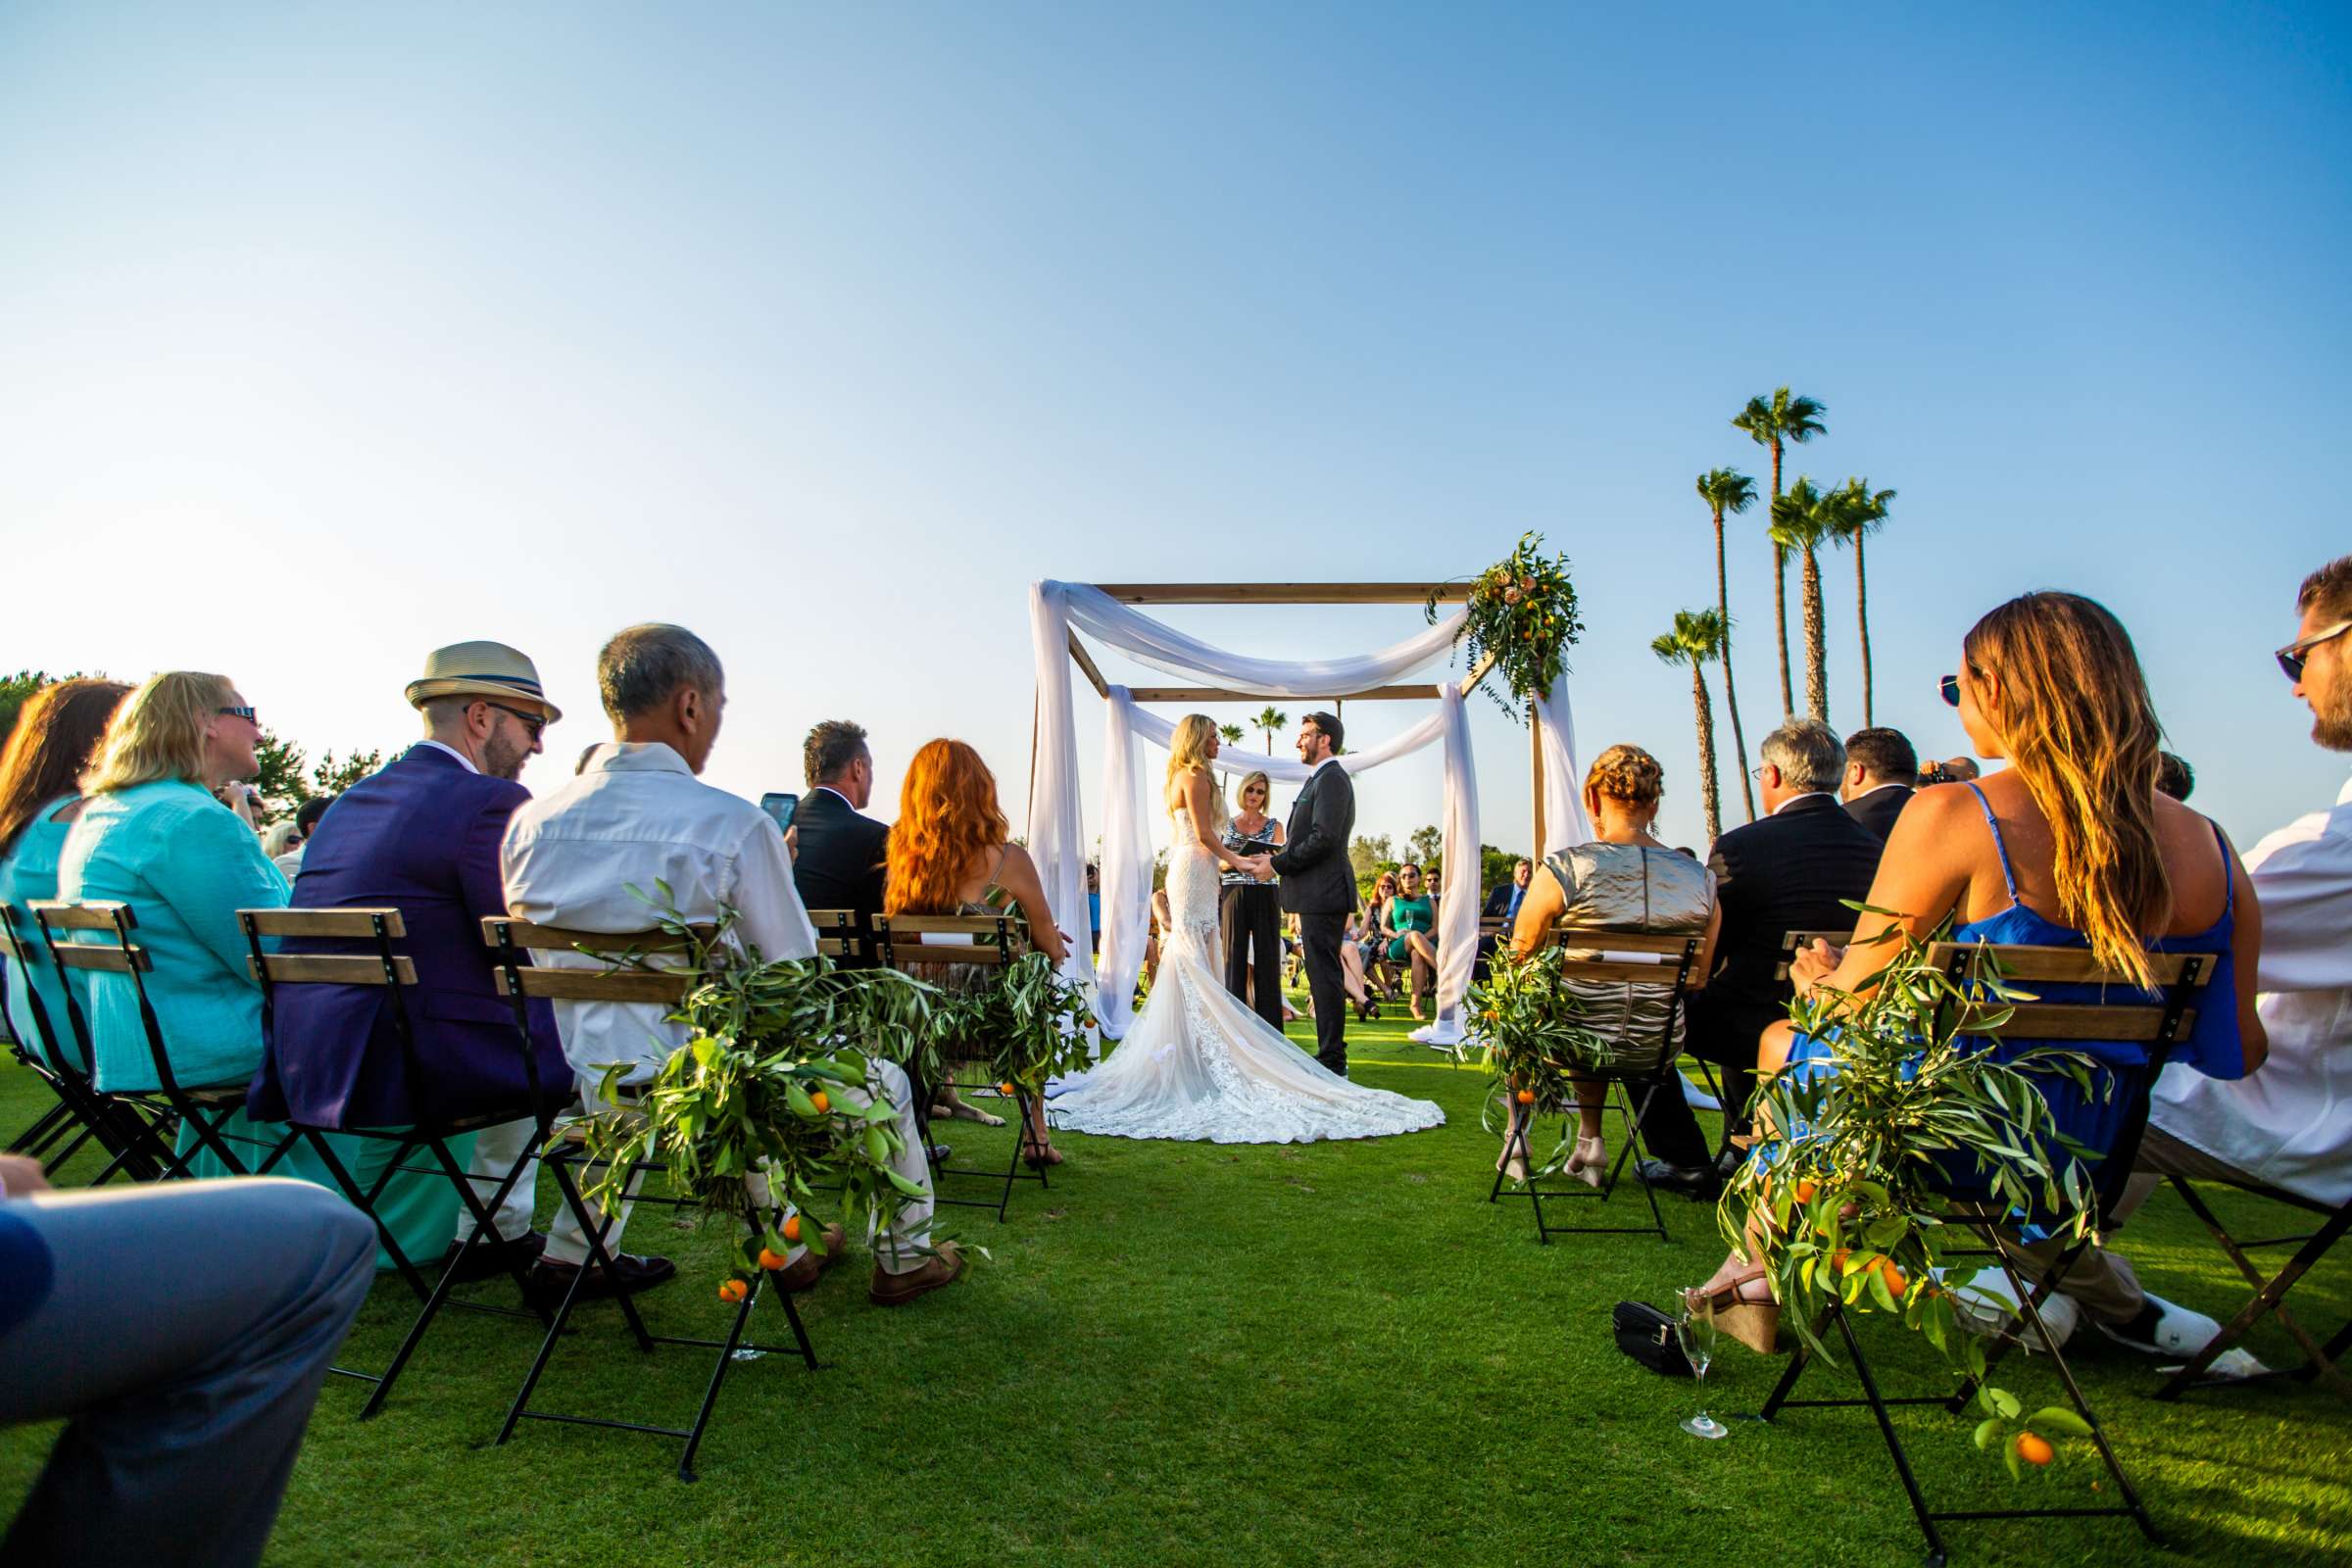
[{"xmin": 1050, "ymin": 806, "xmax": 1444, "ymax": 1144}]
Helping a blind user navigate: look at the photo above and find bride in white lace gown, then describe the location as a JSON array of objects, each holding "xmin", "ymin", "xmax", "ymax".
[{"xmin": 1051, "ymin": 716, "xmax": 1445, "ymax": 1145}]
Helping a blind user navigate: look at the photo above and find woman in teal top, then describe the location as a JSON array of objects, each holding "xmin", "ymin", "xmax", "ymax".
[
  {"xmin": 0, "ymin": 679, "xmax": 132, "ymax": 1071},
  {"xmin": 55, "ymin": 671, "xmax": 461, "ymax": 1269}
]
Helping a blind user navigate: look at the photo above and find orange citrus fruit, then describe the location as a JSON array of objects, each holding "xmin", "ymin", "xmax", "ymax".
[
  {"xmin": 1879, "ymin": 1259, "xmax": 1908, "ymax": 1295},
  {"xmin": 1831, "ymin": 1249, "xmax": 1852, "ymax": 1272},
  {"xmin": 2015, "ymin": 1431, "xmax": 2054, "ymax": 1467},
  {"xmin": 782, "ymin": 1212, "xmax": 803, "ymax": 1244},
  {"xmin": 717, "ymin": 1278, "xmax": 749, "ymax": 1303},
  {"xmin": 1515, "ymin": 1089, "xmax": 1536, "ymax": 1105},
  {"xmin": 1000, "ymin": 1081, "xmax": 1016, "ymax": 1095},
  {"xmin": 1795, "ymin": 1178, "xmax": 1819, "ymax": 1204},
  {"xmin": 808, "ymin": 1089, "xmax": 830, "ymax": 1113},
  {"xmin": 756, "ymin": 1247, "xmax": 788, "ymax": 1271}
]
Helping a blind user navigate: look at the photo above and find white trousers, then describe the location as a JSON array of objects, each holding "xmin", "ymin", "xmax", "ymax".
[{"xmin": 525, "ymin": 1058, "xmax": 937, "ymax": 1275}]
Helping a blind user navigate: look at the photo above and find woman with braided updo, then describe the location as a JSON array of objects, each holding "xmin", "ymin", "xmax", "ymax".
[{"xmin": 1494, "ymin": 744, "xmax": 1720, "ymax": 1184}]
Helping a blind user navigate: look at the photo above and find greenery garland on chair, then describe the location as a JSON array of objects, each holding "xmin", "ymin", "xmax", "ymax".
[
  {"xmin": 567, "ymin": 899, "xmax": 948, "ymax": 1290},
  {"xmin": 1427, "ymin": 530, "xmax": 1585, "ymax": 721},
  {"xmin": 1452, "ymin": 946, "xmax": 1613, "ymax": 1177},
  {"xmin": 948, "ymin": 950, "xmax": 1098, "ymax": 1097},
  {"xmin": 1716, "ymin": 916, "xmax": 2110, "ymax": 1475}
]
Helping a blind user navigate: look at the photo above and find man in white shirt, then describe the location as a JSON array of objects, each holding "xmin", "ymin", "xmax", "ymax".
[
  {"xmin": 1984, "ymin": 557, "xmax": 2352, "ymax": 1361},
  {"xmin": 503, "ymin": 624, "xmax": 960, "ymax": 1307}
]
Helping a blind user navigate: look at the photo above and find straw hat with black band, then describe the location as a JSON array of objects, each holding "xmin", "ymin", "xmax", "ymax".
[{"xmin": 404, "ymin": 641, "xmax": 562, "ymax": 724}]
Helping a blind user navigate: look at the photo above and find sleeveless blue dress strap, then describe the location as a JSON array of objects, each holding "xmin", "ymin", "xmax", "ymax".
[{"xmin": 1962, "ymin": 781, "xmax": 2021, "ymax": 906}]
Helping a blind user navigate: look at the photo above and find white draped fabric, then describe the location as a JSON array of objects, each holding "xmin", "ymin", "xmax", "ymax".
[{"xmin": 1027, "ymin": 578, "xmax": 1572, "ymax": 1050}]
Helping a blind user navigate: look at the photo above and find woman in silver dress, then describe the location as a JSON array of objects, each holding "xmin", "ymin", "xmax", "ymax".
[{"xmin": 1496, "ymin": 745, "xmax": 1719, "ymax": 1183}]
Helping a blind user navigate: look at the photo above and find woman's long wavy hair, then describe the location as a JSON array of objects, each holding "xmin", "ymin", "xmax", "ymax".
[
  {"xmin": 1964, "ymin": 592, "xmax": 2170, "ymax": 987},
  {"xmin": 886, "ymin": 738, "xmax": 1010, "ymax": 915},
  {"xmin": 81, "ymin": 672, "xmax": 237, "ymax": 799},
  {"xmin": 0, "ymin": 678, "xmax": 133, "ymax": 857},
  {"xmin": 1164, "ymin": 713, "xmax": 1225, "ymax": 826}
]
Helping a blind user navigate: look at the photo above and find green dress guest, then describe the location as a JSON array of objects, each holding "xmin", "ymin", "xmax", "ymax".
[
  {"xmin": 55, "ymin": 671, "xmax": 464, "ymax": 1270},
  {"xmin": 1384, "ymin": 880, "xmax": 1435, "ymax": 962}
]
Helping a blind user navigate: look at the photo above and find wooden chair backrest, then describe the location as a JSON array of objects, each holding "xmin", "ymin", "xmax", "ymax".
[
  {"xmin": 1544, "ymin": 923, "xmax": 1713, "ymax": 989},
  {"xmin": 806, "ymin": 907, "xmax": 869, "ymax": 961},
  {"xmin": 1924, "ymin": 941, "xmax": 2219, "ymax": 1044},
  {"xmin": 479, "ymin": 916, "xmax": 707, "ymax": 1006},
  {"xmin": 238, "ymin": 907, "xmax": 416, "ymax": 988},
  {"xmin": 871, "ymin": 910, "xmax": 1030, "ymax": 971},
  {"xmin": 28, "ymin": 901, "xmax": 152, "ymax": 974}
]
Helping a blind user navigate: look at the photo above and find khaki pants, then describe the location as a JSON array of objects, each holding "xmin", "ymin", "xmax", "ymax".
[{"xmin": 1998, "ymin": 1127, "xmax": 2250, "ymax": 1326}]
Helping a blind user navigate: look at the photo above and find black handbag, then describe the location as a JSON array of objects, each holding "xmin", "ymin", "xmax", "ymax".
[{"xmin": 1612, "ymin": 1299, "xmax": 1693, "ymax": 1377}]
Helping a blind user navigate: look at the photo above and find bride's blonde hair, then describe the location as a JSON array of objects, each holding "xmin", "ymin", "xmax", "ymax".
[{"xmin": 1165, "ymin": 713, "xmax": 1226, "ymax": 824}]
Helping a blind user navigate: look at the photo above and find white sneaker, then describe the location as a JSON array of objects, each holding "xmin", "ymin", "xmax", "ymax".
[
  {"xmin": 1946, "ymin": 1267, "xmax": 2081, "ymax": 1353},
  {"xmin": 2093, "ymin": 1291, "xmax": 2270, "ymax": 1382}
]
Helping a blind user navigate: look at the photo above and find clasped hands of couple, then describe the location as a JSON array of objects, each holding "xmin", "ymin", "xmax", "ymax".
[{"xmin": 1235, "ymin": 854, "xmax": 1277, "ymax": 883}]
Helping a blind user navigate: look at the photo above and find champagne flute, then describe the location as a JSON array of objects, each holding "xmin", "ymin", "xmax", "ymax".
[{"xmin": 1679, "ymin": 1290, "xmax": 1729, "ymax": 1440}]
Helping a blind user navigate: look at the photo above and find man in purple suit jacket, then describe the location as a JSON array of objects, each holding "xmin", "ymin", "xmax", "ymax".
[{"xmin": 247, "ymin": 642, "xmax": 568, "ymax": 1278}]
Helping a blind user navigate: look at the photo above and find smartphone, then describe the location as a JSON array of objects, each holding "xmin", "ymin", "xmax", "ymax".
[{"xmin": 760, "ymin": 792, "xmax": 799, "ymax": 831}]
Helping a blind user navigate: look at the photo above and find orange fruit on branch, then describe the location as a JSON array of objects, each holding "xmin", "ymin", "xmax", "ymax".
[
  {"xmin": 1001, "ymin": 1081, "xmax": 1016, "ymax": 1095},
  {"xmin": 782, "ymin": 1212, "xmax": 803, "ymax": 1244},
  {"xmin": 1515, "ymin": 1089, "xmax": 1536, "ymax": 1105},
  {"xmin": 2014, "ymin": 1431, "xmax": 2054, "ymax": 1467},
  {"xmin": 1794, "ymin": 1179, "xmax": 1818, "ymax": 1204},
  {"xmin": 756, "ymin": 1247, "xmax": 789, "ymax": 1271},
  {"xmin": 1878, "ymin": 1258, "xmax": 1908, "ymax": 1295},
  {"xmin": 808, "ymin": 1090, "xmax": 830, "ymax": 1113},
  {"xmin": 717, "ymin": 1277, "xmax": 749, "ymax": 1303}
]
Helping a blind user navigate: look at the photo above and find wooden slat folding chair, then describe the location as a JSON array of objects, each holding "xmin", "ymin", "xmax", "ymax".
[
  {"xmin": 238, "ymin": 906, "xmax": 562, "ymax": 1415},
  {"xmin": 0, "ymin": 905, "xmax": 164, "ymax": 1181},
  {"xmin": 805, "ymin": 907, "xmax": 872, "ymax": 966},
  {"xmin": 870, "ymin": 909, "xmax": 1045, "ymax": 1223},
  {"xmin": 1487, "ymin": 924, "xmax": 1713, "ymax": 1245},
  {"xmin": 30, "ymin": 899, "xmax": 296, "ymax": 1180},
  {"xmin": 479, "ymin": 914, "xmax": 818, "ymax": 1482},
  {"xmin": 2151, "ymin": 1175, "xmax": 2352, "ymax": 1402},
  {"xmin": 1755, "ymin": 940, "xmax": 2220, "ymax": 1565}
]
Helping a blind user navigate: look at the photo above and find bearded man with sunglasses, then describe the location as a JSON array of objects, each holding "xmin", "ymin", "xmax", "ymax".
[{"xmin": 248, "ymin": 642, "xmax": 578, "ymax": 1285}]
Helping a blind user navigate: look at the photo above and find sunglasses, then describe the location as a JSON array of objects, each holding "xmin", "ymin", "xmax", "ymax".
[
  {"xmin": 1938, "ymin": 674, "xmax": 1961, "ymax": 709},
  {"xmin": 486, "ymin": 702, "xmax": 547, "ymax": 741},
  {"xmin": 217, "ymin": 706, "xmax": 259, "ymax": 724},
  {"xmin": 2277, "ymin": 620, "xmax": 2352, "ymax": 681}
]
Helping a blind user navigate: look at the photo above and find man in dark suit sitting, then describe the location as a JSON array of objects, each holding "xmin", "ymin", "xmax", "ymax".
[
  {"xmin": 1638, "ymin": 719, "xmax": 1885, "ymax": 1199},
  {"xmin": 1481, "ymin": 858, "xmax": 1533, "ymax": 924},
  {"xmin": 1839, "ymin": 725, "xmax": 1917, "ymax": 842},
  {"xmin": 790, "ymin": 719, "xmax": 889, "ymax": 962},
  {"xmin": 246, "ymin": 641, "xmax": 574, "ymax": 1282}
]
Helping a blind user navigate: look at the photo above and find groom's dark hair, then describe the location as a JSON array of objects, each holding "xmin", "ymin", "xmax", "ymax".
[{"xmin": 1304, "ymin": 710, "xmax": 1344, "ymax": 753}]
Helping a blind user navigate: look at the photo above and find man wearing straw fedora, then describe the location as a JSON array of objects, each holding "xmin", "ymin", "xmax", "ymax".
[{"xmin": 248, "ymin": 641, "xmax": 606, "ymax": 1290}]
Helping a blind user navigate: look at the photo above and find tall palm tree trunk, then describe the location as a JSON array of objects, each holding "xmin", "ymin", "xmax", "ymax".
[
  {"xmin": 1801, "ymin": 545, "xmax": 1828, "ymax": 722},
  {"xmin": 1771, "ymin": 441, "xmax": 1793, "ymax": 716},
  {"xmin": 1690, "ymin": 663, "xmax": 1722, "ymax": 847},
  {"xmin": 1854, "ymin": 534, "xmax": 1874, "ymax": 727},
  {"xmin": 1714, "ymin": 508, "xmax": 1755, "ymax": 821}
]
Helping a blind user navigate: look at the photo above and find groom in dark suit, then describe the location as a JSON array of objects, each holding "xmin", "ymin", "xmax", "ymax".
[{"xmin": 1269, "ymin": 711, "xmax": 1356, "ymax": 1075}]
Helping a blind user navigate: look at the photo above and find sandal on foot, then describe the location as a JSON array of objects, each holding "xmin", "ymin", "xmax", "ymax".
[
  {"xmin": 1568, "ymin": 1135, "xmax": 1607, "ymax": 1189},
  {"xmin": 945, "ymin": 1102, "xmax": 1006, "ymax": 1127},
  {"xmin": 1688, "ymin": 1268, "xmax": 1782, "ymax": 1355}
]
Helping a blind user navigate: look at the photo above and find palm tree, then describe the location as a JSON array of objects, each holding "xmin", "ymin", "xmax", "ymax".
[
  {"xmin": 1650, "ymin": 609, "xmax": 1728, "ymax": 846},
  {"xmin": 1732, "ymin": 387, "xmax": 1828, "ymax": 715},
  {"xmin": 1218, "ymin": 723, "xmax": 1245, "ymax": 746},
  {"xmin": 1252, "ymin": 706, "xmax": 1288, "ymax": 755},
  {"xmin": 1696, "ymin": 466, "xmax": 1759, "ymax": 820},
  {"xmin": 1768, "ymin": 477, "xmax": 1838, "ymax": 723},
  {"xmin": 1824, "ymin": 478, "xmax": 1897, "ymax": 727}
]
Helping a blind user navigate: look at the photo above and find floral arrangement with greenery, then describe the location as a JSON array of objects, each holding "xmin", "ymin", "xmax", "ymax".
[
  {"xmin": 1717, "ymin": 916, "xmax": 2110, "ymax": 1476},
  {"xmin": 943, "ymin": 949, "xmax": 1098, "ymax": 1096},
  {"xmin": 1427, "ymin": 531, "xmax": 1585, "ymax": 721},
  {"xmin": 1452, "ymin": 946, "xmax": 1613, "ymax": 1176},
  {"xmin": 568, "ymin": 899, "xmax": 949, "ymax": 1292}
]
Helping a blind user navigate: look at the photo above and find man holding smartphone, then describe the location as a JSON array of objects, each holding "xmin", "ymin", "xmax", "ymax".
[{"xmin": 790, "ymin": 719, "xmax": 889, "ymax": 959}]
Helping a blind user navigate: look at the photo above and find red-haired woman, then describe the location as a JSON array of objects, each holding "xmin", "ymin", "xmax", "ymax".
[
  {"xmin": 0, "ymin": 679, "xmax": 134, "ymax": 1067},
  {"xmin": 886, "ymin": 739, "xmax": 1071, "ymax": 1165}
]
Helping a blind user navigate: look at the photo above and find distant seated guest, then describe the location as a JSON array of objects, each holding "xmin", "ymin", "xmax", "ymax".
[
  {"xmin": 0, "ymin": 677, "xmax": 131, "ymax": 1069},
  {"xmin": 260, "ymin": 821, "xmax": 302, "ymax": 861},
  {"xmin": 886, "ymin": 737, "xmax": 1073, "ymax": 1166},
  {"xmin": 1693, "ymin": 592, "xmax": 2264, "ymax": 1348},
  {"xmin": 2155, "ymin": 750, "xmax": 2195, "ymax": 802},
  {"xmin": 1840, "ymin": 726, "xmax": 1917, "ymax": 841},
  {"xmin": 246, "ymin": 643, "xmax": 572, "ymax": 1285},
  {"xmin": 506, "ymin": 624, "xmax": 957, "ymax": 1306},
  {"xmin": 0, "ymin": 1156, "xmax": 373, "ymax": 1568},
  {"xmin": 271, "ymin": 794, "xmax": 335, "ymax": 881},
  {"xmin": 1497, "ymin": 746, "xmax": 1720, "ymax": 1187},
  {"xmin": 1086, "ymin": 862, "xmax": 1102, "ymax": 953},
  {"xmin": 1636, "ymin": 719, "xmax": 1883, "ymax": 1199},
  {"xmin": 1481, "ymin": 858, "xmax": 1534, "ymax": 924},
  {"xmin": 790, "ymin": 718, "xmax": 890, "ymax": 955}
]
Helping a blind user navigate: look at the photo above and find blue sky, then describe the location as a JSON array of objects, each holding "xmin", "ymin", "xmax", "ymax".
[{"xmin": 2, "ymin": 3, "xmax": 2345, "ymax": 866}]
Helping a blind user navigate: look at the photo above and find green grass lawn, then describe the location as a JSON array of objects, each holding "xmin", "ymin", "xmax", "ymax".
[{"xmin": 7, "ymin": 1000, "xmax": 2352, "ymax": 1567}]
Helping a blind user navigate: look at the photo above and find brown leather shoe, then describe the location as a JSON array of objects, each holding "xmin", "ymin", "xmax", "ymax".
[
  {"xmin": 868, "ymin": 1240, "xmax": 965, "ymax": 1306},
  {"xmin": 768, "ymin": 1223, "xmax": 850, "ymax": 1294}
]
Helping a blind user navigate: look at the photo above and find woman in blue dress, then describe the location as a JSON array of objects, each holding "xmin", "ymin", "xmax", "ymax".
[{"xmin": 1690, "ymin": 593, "xmax": 2267, "ymax": 1348}]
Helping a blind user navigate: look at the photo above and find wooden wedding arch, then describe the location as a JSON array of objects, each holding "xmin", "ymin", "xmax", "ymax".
[{"xmin": 1033, "ymin": 580, "xmax": 1555, "ymax": 846}]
